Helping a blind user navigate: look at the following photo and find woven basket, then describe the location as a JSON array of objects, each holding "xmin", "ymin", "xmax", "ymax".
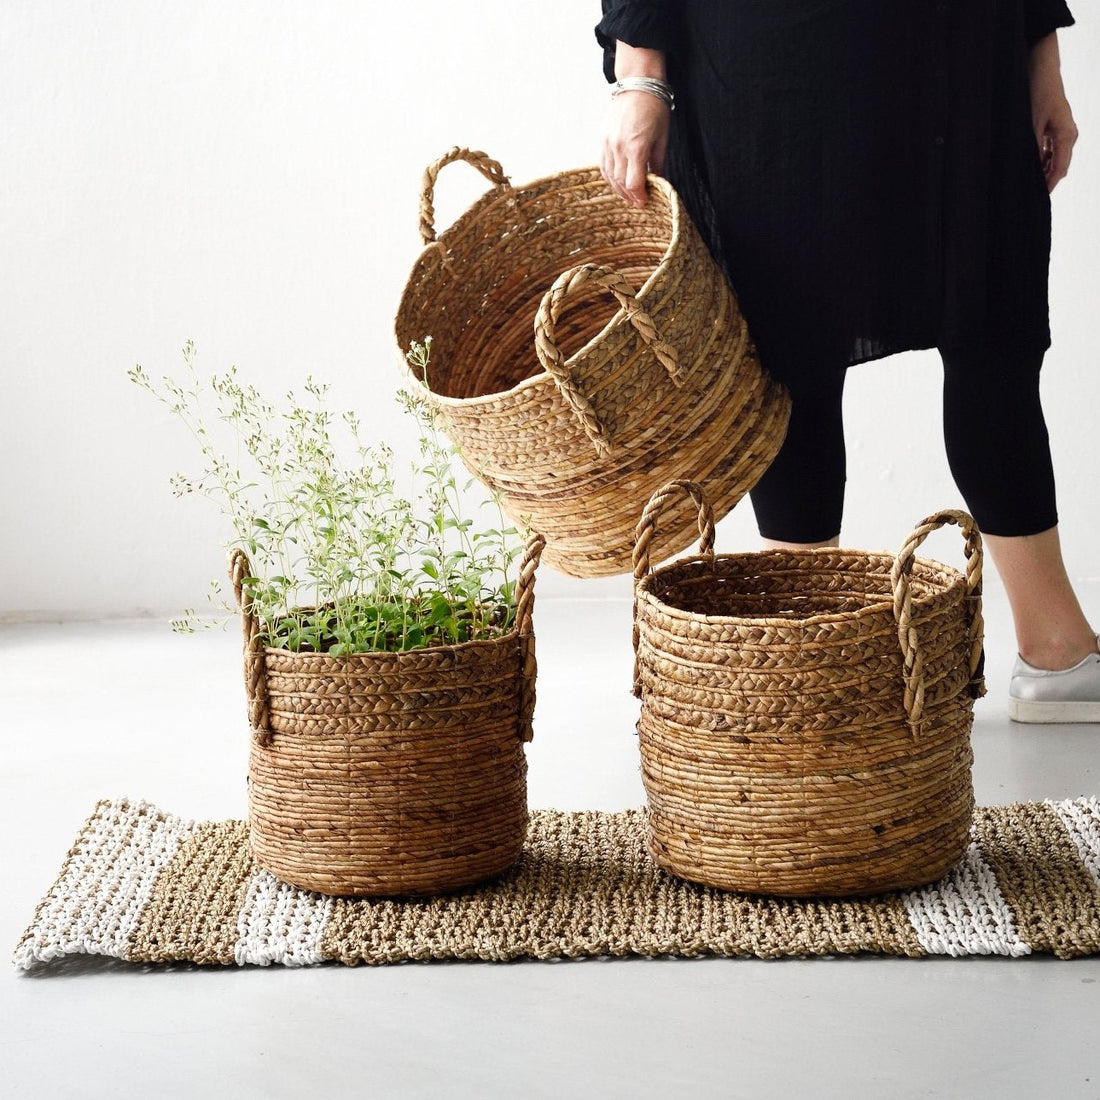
[
  {"xmin": 394, "ymin": 147, "xmax": 791, "ymax": 578},
  {"xmin": 631, "ymin": 481, "xmax": 986, "ymax": 898},
  {"xmin": 228, "ymin": 533, "xmax": 545, "ymax": 897}
]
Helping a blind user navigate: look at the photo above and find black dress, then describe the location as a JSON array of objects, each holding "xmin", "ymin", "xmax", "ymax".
[{"xmin": 596, "ymin": 1, "xmax": 1076, "ymax": 386}]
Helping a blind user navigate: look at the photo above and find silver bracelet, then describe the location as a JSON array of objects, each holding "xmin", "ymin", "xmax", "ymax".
[{"xmin": 611, "ymin": 76, "xmax": 675, "ymax": 111}]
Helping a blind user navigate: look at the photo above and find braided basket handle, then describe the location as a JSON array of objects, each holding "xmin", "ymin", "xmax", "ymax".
[
  {"xmin": 533, "ymin": 263, "xmax": 682, "ymax": 459},
  {"xmin": 631, "ymin": 480, "xmax": 716, "ymax": 696},
  {"xmin": 632, "ymin": 479, "xmax": 716, "ymax": 581},
  {"xmin": 514, "ymin": 531, "xmax": 546, "ymax": 743},
  {"xmin": 890, "ymin": 510, "xmax": 986, "ymax": 739},
  {"xmin": 419, "ymin": 147, "xmax": 511, "ymax": 245},
  {"xmin": 229, "ymin": 549, "xmax": 272, "ymax": 746}
]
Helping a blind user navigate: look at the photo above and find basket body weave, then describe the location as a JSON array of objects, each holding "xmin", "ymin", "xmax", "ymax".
[
  {"xmin": 394, "ymin": 149, "xmax": 790, "ymax": 578},
  {"xmin": 632, "ymin": 482, "xmax": 985, "ymax": 898},
  {"xmin": 230, "ymin": 536, "xmax": 543, "ymax": 898}
]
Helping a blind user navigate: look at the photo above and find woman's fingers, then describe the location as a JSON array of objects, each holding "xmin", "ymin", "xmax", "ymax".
[
  {"xmin": 600, "ymin": 142, "xmax": 633, "ymax": 206},
  {"xmin": 623, "ymin": 153, "xmax": 649, "ymax": 206},
  {"xmin": 601, "ymin": 135, "xmax": 646, "ymax": 206},
  {"xmin": 1036, "ymin": 116, "xmax": 1076, "ymax": 193},
  {"xmin": 601, "ymin": 141, "xmax": 646, "ymax": 207},
  {"xmin": 599, "ymin": 145, "xmax": 616, "ymax": 197},
  {"xmin": 1042, "ymin": 114, "xmax": 1077, "ymax": 192}
]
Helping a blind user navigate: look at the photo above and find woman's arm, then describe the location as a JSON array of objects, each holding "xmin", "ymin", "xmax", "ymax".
[
  {"xmin": 1029, "ymin": 31, "xmax": 1077, "ymax": 193},
  {"xmin": 600, "ymin": 43, "xmax": 671, "ymax": 208}
]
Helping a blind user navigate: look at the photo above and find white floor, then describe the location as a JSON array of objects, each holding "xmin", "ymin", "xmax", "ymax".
[{"xmin": 3, "ymin": 588, "xmax": 1100, "ymax": 1100}]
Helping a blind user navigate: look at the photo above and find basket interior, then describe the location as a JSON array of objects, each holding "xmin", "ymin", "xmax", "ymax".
[
  {"xmin": 397, "ymin": 169, "xmax": 674, "ymax": 400},
  {"xmin": 645, "ymin": 552, "xmax": 963, "ymax": 622}
]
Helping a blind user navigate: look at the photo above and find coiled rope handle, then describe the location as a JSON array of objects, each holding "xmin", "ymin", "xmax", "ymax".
[
  {"xmin": 631, "ymin": 479, "xmax": 716, "ymax": 697},
  {"xmin": 515, "ymin": 530, "xmax": 547, "ymax": 743},
  {"xmin": 534, "ymin": 263, "xmax": 682, "ymax": 459},
  {"xmin": 891, "ymin": 510, "xmax": 986, "ymax": 739},
  {"xmin": 229, "ymin": 549, "xmax": 272, "ymax": 746},
  {"xmin": 419, "ymin": 147, "xmax": 511, "ymax": 246}
]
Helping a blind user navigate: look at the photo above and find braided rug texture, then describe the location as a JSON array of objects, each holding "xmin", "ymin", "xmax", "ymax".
[{"xmin": 14, "ymin": 796, "xmax": 1100, "ymax": 969}]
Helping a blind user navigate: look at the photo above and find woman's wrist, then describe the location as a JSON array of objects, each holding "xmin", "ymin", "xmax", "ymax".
[{"xmin": 614, "ymin": 42, "xmax": 667, "ymax": 82}]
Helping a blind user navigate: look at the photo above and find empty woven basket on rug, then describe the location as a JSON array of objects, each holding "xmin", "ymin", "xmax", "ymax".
[
  {"xmin": 231, "ymin": 533, "xmax": 545, "ymax": 898},
  {"xmin": 631, "ymin": 480, "xmax": 986, "ymax": 898},
  {"xmin": 394, "ymin": 147, "xmax": 791, "ymax": 578}
]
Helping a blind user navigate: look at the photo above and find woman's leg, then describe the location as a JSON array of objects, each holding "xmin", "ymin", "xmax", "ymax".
[
  {"xmin": 981, "ymin": 529, "xmax": 1095, "ymax": 668},
  {"xmin": 749, "ymin": 368, "xmax": 848, "ymax": 549},
  {"xmin": 940, "ymin": 343, "xmax": 1097, "ymax": 673}
]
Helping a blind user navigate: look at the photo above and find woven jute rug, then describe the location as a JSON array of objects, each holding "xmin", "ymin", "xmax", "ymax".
[{"xmin": 14, "ymin": 797, "xmax": 1100, "ymax": 969}]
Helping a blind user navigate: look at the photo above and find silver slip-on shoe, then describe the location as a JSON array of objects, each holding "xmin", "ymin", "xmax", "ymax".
[{"xmin": 1007, "ymin": 638, "xmax": 1100, "ymax": 723}]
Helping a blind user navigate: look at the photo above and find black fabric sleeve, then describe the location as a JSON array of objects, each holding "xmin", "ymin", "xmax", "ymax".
[
  {"xmin": 595, "ymin": 1, "xmax": 676, "ymax": 82},
  {"xmin": 1023, "ymin": 0, "xmax": 1075, "ymax": 47}
]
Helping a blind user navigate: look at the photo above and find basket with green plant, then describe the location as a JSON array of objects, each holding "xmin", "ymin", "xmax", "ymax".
[{"xmin": 129, "ymin": 338, "xmax": 545, "ymax": 897}]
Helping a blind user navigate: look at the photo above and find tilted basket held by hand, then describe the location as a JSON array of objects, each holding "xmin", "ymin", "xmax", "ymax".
[
  {"xmin": 394, "ymin": 147, "xmax": 791, "ymax": 578},
  {"xmin": 632, "ymin": 481, "xmax": 986, "ymax": 898},
  {"xmin": 229, "ymin": 533, "xmax": 545, "ymax": 898}
]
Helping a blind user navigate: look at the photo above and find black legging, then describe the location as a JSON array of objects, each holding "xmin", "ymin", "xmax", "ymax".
[{"xmin": 749, "ymin": 344, "xmax": 1058, "ymax": 542}]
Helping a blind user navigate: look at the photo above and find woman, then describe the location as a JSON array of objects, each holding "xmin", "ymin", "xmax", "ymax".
[{"xmin": 597, "ymin": 0, "xmax": 1099, "ymax": 723}]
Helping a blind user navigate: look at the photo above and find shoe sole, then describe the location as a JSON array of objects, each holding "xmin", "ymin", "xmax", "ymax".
[{"xmin": 1007, "ymin": 697, "xmax": 1100, "ymax": 723}]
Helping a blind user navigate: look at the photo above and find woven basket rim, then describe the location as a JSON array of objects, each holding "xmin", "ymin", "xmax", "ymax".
[
  {"xmin": 259, "ymin": 623, "xmax": 527, "ymax": 663},
  {"xmin": 636, "ymin": 548, "xmax": 967, "ymax": 629},
  {"xmin": 400, "ymin": 169, "xmax": 684, "ymax": 409}
]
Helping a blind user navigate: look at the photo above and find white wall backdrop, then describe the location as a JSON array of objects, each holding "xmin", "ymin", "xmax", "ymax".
[{"xmin": 1, "ymin": 1, "xmax": 1098, "ymax": 619}]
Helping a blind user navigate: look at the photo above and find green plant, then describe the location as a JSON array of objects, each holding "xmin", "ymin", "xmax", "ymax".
[{"xmin": 128, "ymin": 338, "xmax": 525, "ymax": 654}]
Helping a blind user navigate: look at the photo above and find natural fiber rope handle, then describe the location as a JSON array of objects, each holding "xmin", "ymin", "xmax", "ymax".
[
  {"xmin": 533, "ymin": 263, "xmax": 682, "ymax": 459},
  {"xmin": 419, "ymin": 147, "xmax": 511, "ymax": 245},
  {"xmin": 514, "ymin": 530, "xmax": 546, "ymax": 638},
  {"xmin": 890, "ymin": 509, "xmax": 986, "ymax": 739},
  {"xmin": 630, "ymin": 479, "xmax": 717, "ymax": 696},
  {"xmin": 514, "ymin": 530, "xmax": 546, "ymax": 743},
  {"xmin": 229, "ymin": 549, "xmax": 272, "ymax": 745}
]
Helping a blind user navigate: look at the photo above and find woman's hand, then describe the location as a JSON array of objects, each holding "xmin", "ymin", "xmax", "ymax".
[
  {"xmin": 601, "ymin": 43, "xmax": 671, "ymax": 208},
  {"xmin": 1029, "ymin": 31, "xmax": 1078, "ymax": 193}
]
